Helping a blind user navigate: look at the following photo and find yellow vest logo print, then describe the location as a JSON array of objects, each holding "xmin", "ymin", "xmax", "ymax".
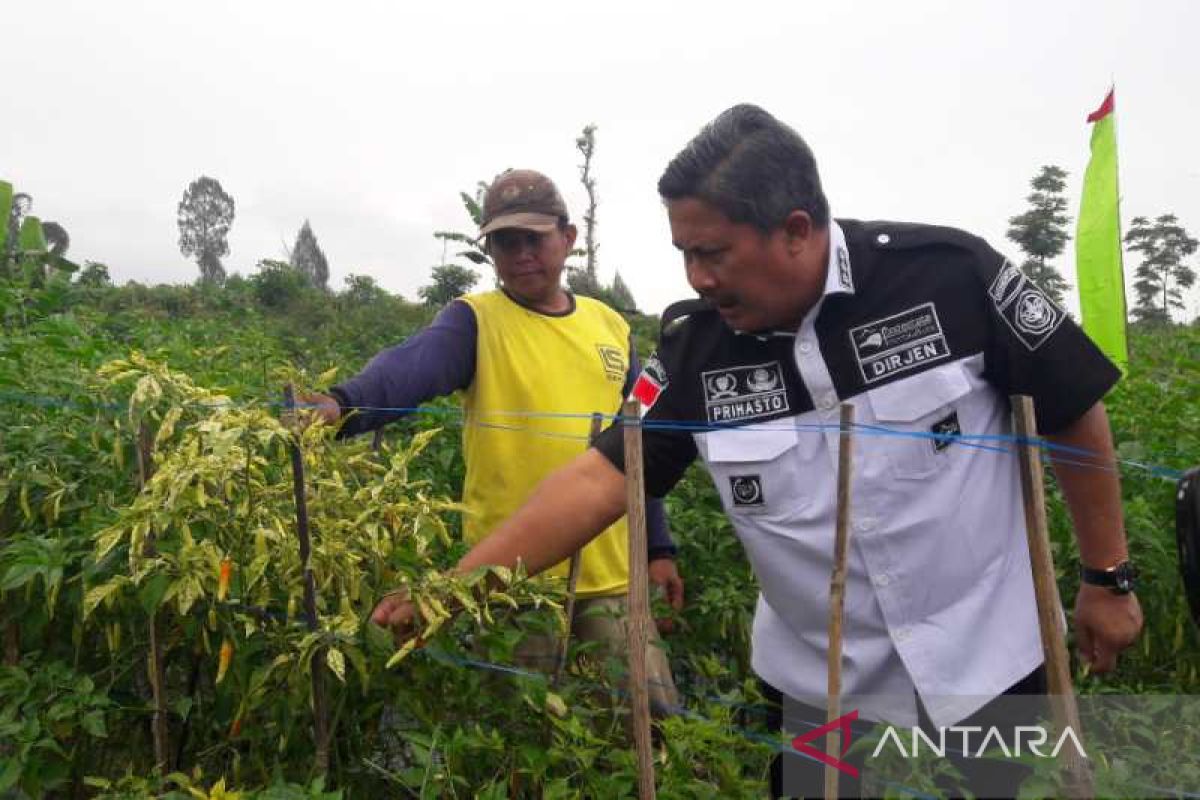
[{"xmin": 595, "ymin": 344, "xmax": 626, "ymax": 382}]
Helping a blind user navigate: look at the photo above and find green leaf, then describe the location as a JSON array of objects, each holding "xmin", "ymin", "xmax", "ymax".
[
  {"xmin": 81, "ymin": 710, "xmax": 107, "ymax": 738},
  {"xmin": 0, "ymin": 756, "xmax": 21, "ymax": 792},
  {"xmin": 0, "ymin": 563, "xmax": 41, "ymax": 592},
  {"xmin": 49, "ymin": 254, "xmax": 79, "ymax": 273},
  {"xmin": 18, "ymin": 216, "xmax": 47, "ymax": 253},
  {"xmin": 545, "ymin": 691, "xmax": 568, "ymax": 718},
  {"xmin": 138, "ymin": 572, "xmax": 172, "ymax": 613},
  {"xmin": 325, "ymin": 648, "xmax": 346, "ymax": 683},
  {"xmin": 83, "ymin": 579, "xmax": 127, "ymax": 620}
]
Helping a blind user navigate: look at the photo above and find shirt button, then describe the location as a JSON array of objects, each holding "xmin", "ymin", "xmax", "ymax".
[
  {"xmin": 855, "ymin": 518, "xmax": 875, "ymax": 532},
  {"xmin": 799, "ymin": 340, "xmax": 813, "ymax": 354},
  {"xmin": 894, "ymin": 627, "xmax": 912, "ymax": 643},
  {"xmin": 820, "ymin": 394, "xmax": 836, "ymax": 411},
  {"xmin": 876, "ymin": 233, "xmax": 891, "ymax": 245},
  {"xmin": 872, "ymin": 573, "xmax": 891, "ymax": 587}
]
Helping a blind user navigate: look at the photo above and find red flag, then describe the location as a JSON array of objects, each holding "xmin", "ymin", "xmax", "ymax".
[{"xmin": 1087, "ymin": 90, "xmax": 1115, "ymax": 123}]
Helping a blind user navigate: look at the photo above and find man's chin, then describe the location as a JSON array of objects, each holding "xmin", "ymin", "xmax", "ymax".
[{"xmin": 718, "ymin": 306, "xmax": 760, "ymax": 333}]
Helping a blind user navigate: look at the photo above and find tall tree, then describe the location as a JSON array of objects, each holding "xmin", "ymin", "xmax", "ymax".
[
  {"xmin": 562, "ymin": 124, "xmax": 640, "ymax": 310},
  {"xmin": 567, "ymin": 125, "xmax": 602, "ymax": 297},
  {"xmin": 177, "ymin": 176, "xmax": 235, "ymax": 284},
  {"xmin": 418, "ymin": 263, "xmax": 478, "ymax": 307},
  {"xmin": 1007, "ymin": 165, "xmax": 1071, "ymax": 306},
  {"xmin": 41, "ymin": 221, "xmax": 69, "ymax": 256},
  {"xmin": 1124, "ymin": 214, "xmax": 1198, "ymax": 324},
  {"xmin": 342, "ymin": 273, "xmax": 388, "ymax": 305},
  {"xmin": 291, "ymin": 219, "xmax": 330, "ymax": 289},
  {"xmin": 76, "ymin": 261, "xmax": 112, "ymax": 287},
  {"xmin": 6, "ymin": 191, "xmax": 32, "ymax": 252},
  {"xmin": 609, "ymin": 271, "xmax": 636, "ymax": 312},
  {"xmin": 576, "ymin": 124, "xmax": 599, "ymax": 284}
]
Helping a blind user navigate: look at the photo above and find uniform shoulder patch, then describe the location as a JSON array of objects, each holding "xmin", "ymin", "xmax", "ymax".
[
  {"xmin": 629, "ymin": 353, "xmax": 669, "ymax": 416},
  {"xmin": 988, "ymin": 261, "xmax": 1065, "ymax": 350}
]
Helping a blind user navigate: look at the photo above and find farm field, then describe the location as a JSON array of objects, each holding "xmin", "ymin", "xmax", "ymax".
[{"xmin": 1, "ymin": 272, "xmax": 1198, "ymax": 798}]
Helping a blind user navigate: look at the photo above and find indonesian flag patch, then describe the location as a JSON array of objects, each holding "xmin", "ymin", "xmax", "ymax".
[{"xmin": 629, "ymin": 354, "xmax": 669, "ymax": 417}]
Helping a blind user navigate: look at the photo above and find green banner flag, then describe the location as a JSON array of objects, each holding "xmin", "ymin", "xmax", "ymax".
[
  {"xmin": 1075, "ymin": 89, "xmax": 1128, "ymax": 373},
  {"xmin": 0, "ymin": 180, "xmax": 12, "ymax": 251}
]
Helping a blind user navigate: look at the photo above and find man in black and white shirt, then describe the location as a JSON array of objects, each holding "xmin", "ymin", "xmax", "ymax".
[{"xmin": 373, "ymin": 104, "xmax": 1143, "ymax": 796}]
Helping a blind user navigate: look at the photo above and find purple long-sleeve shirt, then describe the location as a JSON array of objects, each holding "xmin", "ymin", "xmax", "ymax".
[{"xmin": 329, "ymin": 297, "xmax": 676, "ymax": 559}]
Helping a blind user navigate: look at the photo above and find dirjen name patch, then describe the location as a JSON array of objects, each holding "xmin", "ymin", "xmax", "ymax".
[{"xmin": 849, "ymin": 303, "xmax": 951, "ymax": 384}]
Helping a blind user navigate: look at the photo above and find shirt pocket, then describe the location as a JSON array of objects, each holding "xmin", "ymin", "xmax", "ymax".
[
  {"xmin": 865, "ymin": 363, "xmax": 972, "ymax": 481},
  {"xmin": 702, "ymin": 423, "xmax": 807, "ymax": 517}
]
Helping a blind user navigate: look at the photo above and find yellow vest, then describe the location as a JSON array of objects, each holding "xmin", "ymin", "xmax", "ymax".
[{"xmin": 460, "ymin": 290, "xmax": 631, "ymax": 597}]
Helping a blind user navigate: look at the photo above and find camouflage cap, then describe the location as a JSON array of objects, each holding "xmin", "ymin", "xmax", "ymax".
[{"xmin": 478, "ymin": 169, "xmax": 569, "ymax": 236}]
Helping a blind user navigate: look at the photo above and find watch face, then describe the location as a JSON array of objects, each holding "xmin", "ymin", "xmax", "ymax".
[{"xmin": 1116, "ymin": 566, "xmax": 1134, "ymax": 592}]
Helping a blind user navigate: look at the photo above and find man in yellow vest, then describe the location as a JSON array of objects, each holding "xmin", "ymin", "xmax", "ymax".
[{"xmin": 307, "ymin": 169, "xmax": 680, "ymax": 711}]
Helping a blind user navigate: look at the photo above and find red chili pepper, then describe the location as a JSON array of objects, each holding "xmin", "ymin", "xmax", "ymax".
[
  {"xmin": 217, "ymin": 557, "xmax": 233, "ymax": 602},
  {"xmin": 216, "ymin": 639, "xmax": 234, "ymax": 684}
]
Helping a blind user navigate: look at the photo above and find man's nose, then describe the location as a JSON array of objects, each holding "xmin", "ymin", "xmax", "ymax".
[{"xmin": 686, "ymin": 258, "xmax": 717, "ymax": 294}]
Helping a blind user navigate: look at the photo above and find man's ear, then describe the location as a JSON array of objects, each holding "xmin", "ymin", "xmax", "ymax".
[
  {"xmin": 563, "ymin": 223, "xmax": 578, "ymax": 250},
  {"xmin": 781, "ymin": 210, "xmax": 815, "ymax": 255}
]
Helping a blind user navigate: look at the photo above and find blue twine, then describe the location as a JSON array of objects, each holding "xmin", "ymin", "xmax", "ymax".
[{"xmin": 0, "ymin": 389, "xmax": 1186, "ymax": 482}]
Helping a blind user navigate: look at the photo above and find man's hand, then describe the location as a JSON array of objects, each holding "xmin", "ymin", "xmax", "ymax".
[
  {"xmin": 1073, "ymin": 584, "xmax": 1143, "ymax": 673},
  {"xmin": 371, "ymin": 589, "xmax": 418, "ymax": 645},
  {"xmin": 298, "ymin": 392, "xmax": 342, "ymax": 426},
  {"xmin": 649, "ymin": 557, "xmax": 684, "ymax": 635}
]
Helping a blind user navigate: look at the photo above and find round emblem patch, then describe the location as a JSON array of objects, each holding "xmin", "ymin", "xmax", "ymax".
[
  {"xmin": 1016, "ymin": 290, "xmax": 1056, "ymax": 335},
  {"xmin": 707, "ymin": 373, "xmax": 739, "ymax": 399},
  {"xmin": 730, "ymin": 475, "xmax": 763, "ymax": 506},
  {"xmin": 747, "ymin": 367, "xmax": 779, "ymax": 393}
]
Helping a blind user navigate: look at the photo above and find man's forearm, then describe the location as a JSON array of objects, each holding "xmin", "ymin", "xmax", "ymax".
[
  {"xmin": 1045, "ymin": 402, "xmax": 1128, "ymax": 567},
  {"xmin": 456, "ymin": 448, "xmax": 628, "ymax": 576}
]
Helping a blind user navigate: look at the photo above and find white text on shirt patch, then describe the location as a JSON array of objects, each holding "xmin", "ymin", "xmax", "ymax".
[
  {"xmin": 701, "ymin": 361, "xmax": 790, "ymax": 423},
  {"xmin": 849, "ymin": 303, "xmax": 951, "ymax": 384},
  {"xmin": 836, "ymin": 246, "xmax": 854, "ymax": 292}
]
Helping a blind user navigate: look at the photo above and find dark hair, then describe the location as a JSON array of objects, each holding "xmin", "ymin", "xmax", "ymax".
[{"xmin": 657, "ymin": 104, "xmax": 829, "ymax": 231}]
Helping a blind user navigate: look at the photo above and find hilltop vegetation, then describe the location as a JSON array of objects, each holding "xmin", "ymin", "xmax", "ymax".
[{"xmin": 1, "ymin": 269, "xmax": 1197, "ymax": 797}]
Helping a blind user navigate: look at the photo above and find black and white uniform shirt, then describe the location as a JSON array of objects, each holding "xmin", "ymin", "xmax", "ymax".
[{"xmin": 595, "ymin": 219, "xmax": 1120, "ymax": 727}]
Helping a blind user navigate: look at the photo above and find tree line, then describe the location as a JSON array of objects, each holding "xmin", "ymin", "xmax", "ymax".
[
  {"xmin": 1007, "ymin": 165, "xmax": 1197, "ymax": 324},
  {"xmin": 170, "ymin": 124, "xmax": 640, "ymax": 313},
  {"xmin": 7, "ymin": 148, "xmax": 1197, "ymax": 325}
]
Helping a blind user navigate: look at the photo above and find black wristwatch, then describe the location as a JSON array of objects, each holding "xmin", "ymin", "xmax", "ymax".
[{"xmin": 1080, "ymin": 560, "xmax": 1138, "ymax": 594}]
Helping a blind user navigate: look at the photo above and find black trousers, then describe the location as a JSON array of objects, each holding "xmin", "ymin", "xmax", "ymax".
[{"xmin": 763, "ymin": 666, "xmax": 1048, "ymax": 799}]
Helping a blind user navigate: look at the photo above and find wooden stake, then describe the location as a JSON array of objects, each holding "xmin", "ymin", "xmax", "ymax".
[
  {"xmin": 283, "ymin": 385, "xmax": 332, "ymax": 775},
  {"xmin": 622, "ymin": 399, "xmax": 656, "ymax": 800},
  {"xmin": 1011, "ymin": 395, "xmax": 1093, "ymax": 798},
  {"xmin": 554, "ymin": 412, "xmax": 604, "ymax": 685},
  {"xmin": 136, "ymin": 422, "xmax": 171, "ymax": 773},
  {"xmin": 825, "ymin": 404, "xmax": 855, "ymax": 800}
]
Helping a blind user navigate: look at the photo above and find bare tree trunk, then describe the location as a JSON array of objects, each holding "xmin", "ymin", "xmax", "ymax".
[{"xmin": 576, "ymin": 125, "xmax": 599, "ymax": 285}]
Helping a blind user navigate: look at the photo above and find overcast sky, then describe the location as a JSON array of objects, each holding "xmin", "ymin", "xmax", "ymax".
[{"xmin": 5, "ymin": 0, "xmax": 1198, "ymax": 318}]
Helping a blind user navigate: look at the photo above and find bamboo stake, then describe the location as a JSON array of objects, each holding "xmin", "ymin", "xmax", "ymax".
[
  {"xmin": 1011, "ymin": 395, "xmax": 1093, "ymax": 798},
  {"xmin": 825, "ymin": 404, "xmax": 855, "ymax": 800},
  {"xmin": 622, "ymin": 399, "xmax": 656, "ymax": 800},
  {"xmin": 554, "ymin": 411, "xmax": 604, "ymax": 685},
  {"xmin": 283, "ymin": 385, "xmax": 332, "ymax": 775},
  {"xmin": 136, "ymin": 422, "xmax": 171, "ymax": 773}
]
